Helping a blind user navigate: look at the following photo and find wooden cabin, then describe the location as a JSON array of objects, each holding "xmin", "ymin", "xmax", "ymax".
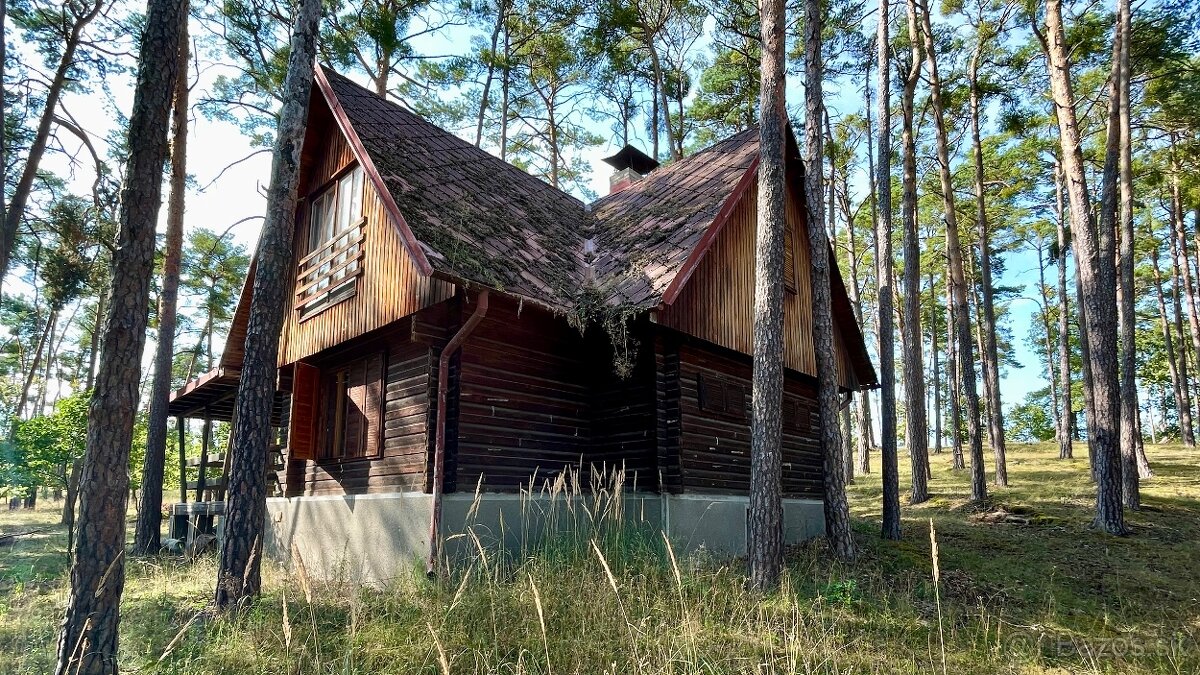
[{"xmin": 168, "ymin": 66, "xmax": 877, "ymax": 581}]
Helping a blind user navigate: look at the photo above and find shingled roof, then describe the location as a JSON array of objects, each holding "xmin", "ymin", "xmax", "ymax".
[
  {"xmin": 588, "ymin": 128, "xmax": 760, "ymax": 307},
  {"xmin": 317, "ymin": 66, "xmax": 765, "ymax": 313},
  {"xmin": 318, "ymin": 67, "xmax": 588, "ymax": 310}
]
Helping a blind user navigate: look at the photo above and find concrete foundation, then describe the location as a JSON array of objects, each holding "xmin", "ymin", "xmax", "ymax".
[{"xmin": 265, "ymin": 491, "xmax": 825, "ymax": 583}]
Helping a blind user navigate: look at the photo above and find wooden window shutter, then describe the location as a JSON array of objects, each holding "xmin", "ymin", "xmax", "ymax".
[
  {"xmin": 784, "ymin": 223, "xmax": 797, "ymax": 294},
  {"xmin": 364, "ymin": 350, "xmax": 385, "ymax": 457},
  {"xmin": 344, "ymin": 359, "xmax": 367, "ymax": 458},
  {"xmin": 288, "ymin": 362, "xmax": 321, "ymax": 461}
]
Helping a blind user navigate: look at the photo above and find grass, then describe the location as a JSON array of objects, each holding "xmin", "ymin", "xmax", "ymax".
[{"xmin": 1, "ymin": 443, "xmax": 1198, "ymax": 674}]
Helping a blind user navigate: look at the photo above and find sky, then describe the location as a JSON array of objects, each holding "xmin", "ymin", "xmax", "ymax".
[{"xmin": 26, "ymin": 7, "xmax": 1054, "ymax": 422}]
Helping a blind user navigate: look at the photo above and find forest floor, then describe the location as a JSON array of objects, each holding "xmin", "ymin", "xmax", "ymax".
[{"xmin": 1, "ymin": 442, "xmax": 1198, "ymax": 674}]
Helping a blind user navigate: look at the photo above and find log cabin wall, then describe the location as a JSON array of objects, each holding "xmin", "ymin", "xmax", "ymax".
[
  {"xmin": 587, "ymin": 322, "xmax": 658, "ymax": 491},
  {"xmin": 282, "ymin": 323, "xmax": 434, "ymax": 497},
  {"xmin": 655, "ymin": 183, "xmax": 857, "ymax": 390},
  {"xmin": 675, "ymin": 339, "xmax": 824, "ymax": 499},
  {"xmin": 449, "ymin": 296, "xmax": 591, "ymax": 492},
  {"xmin": 277, "ymin": 103, "xmax": 455, "ymax": 367}
]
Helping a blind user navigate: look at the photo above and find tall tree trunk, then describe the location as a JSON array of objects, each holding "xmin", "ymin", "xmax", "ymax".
[
  {"xmin": 499, "ymin": 30, "xmax": 510, "ymax": 161},
  {"xmin": 214, "ymin": 0, "xmax": 322, "ymax": 610},
  {"xmin": 1042, "ymin": 0, "xmax": 1125, "ymax": 534},
  {"xmin": 474, "ymin": 0, "xmax": 506, "ymax": 148},
  {"xmin": 53, "ymin": 0, "xmax": 185, "ymax": 670},
  {"xmin": 16, "ymin": 309, "xmax": 57, "ymax": 425},
  {"xmin": 841, "ymin": 151, "xmax": 874, "ymax": 472},
  {"xmin": 946, "ymin": 269, "xmax": 965, "ymax": 470},
  {"xmin": 919, "ymin": 0, "xmax": 984, "ymax": 499},
  {"xmin": 1035, "ymin": 236, "xmax": 1060, "ymax": 441},
  {"xmin": 967, "ymin": 40, "xmax": 1006, "ymax": 485},
  {"xmin": 803, "ymin": 0, "xmax": 853, "ymax": 561},
  {"xmin": 901, "ymin": 0, "xmax": 928, "ymax": 504},
  {"xmin": 645, "ymin": 44, "xmax": 678, "ymax": 162},
  {"xmin": 134, "ymin": 9, "xmax": 190, "ymax": 555},
  {"xmin": 1168, "ymin": 223, "xmax": 1195, "ymax": 445},
  {"xmin": 85, "ymin": 290, "xmax": 105, "ymax": 391},
  {"xmin": 1, "ymin": 0, "xmax": 106, "ymax": 287},
  {"xmin": 930, "ymin": 271, "xmax": 942, "ymax": 455},
  {"xmin": 748, "ymin": 0, "xmax": 787, "ymax": 589},
  {"xmin": 1115, "ymin": 0, "xmax": 1140, "ymax": 508},
  {"xmin": 874, "ymin": 0, "xmax": 901, "ymax": 539},
  {"xmin": 1152, "ymin": 245, "xmax": 1192, "ymax": 446},
  {"xmin": 1054, "ymin": 159, "xmax": 1074, "ymax": 458}
]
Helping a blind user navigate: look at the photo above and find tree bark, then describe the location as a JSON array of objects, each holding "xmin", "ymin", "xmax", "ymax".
[
  {"xmin": 1115, "ymin": 0, "xmax": 1140, "ymax": 508},
  {"xmin": 929, "ymin": 271, "xmax": 942, "ymax": 455},
  {"xmin": 803, "ymin": 0, "xmax": 854, "ymax": 561},
  {"xmin": 1152, "ymin": 245, "xmax": 1192, "ymax": 446},
  {"xmin": 53, "ymin": 0, "xmax": 185, "ymax": 670},
  {"xmin": 967, "ymin": 38, "xmax": 1007, "ymax": 485},
  {"xmin": 748, "ymin": 0, "xmax": 786, "ymax": 589},
  {"xmin": 874, "ymin": 0, "xmax": 901, "ymax": 539},
  {"xmin": 1053, "ymin": 159, "xmax": 1074, "ymax": 458},
  {"xmin": 1043, "ymin": 0, "xmax": 1125, "ymax": 534},
  {"xmin": 474, "ymin": 0, "xmax": 507, "ymax": 148},
  {"xmin": 214, "ymin": 0, "xmax": 322, "ymax": 610},
  {"xmin": 134, "ymin": 8, "xmax": 190, "ymax": 556},
  {"xmin": 901, "ymin": 0, "xmax": 929, "ymax": 504},
  {"xmin": 946, "ymin": 267, "xmax": 965, "ymax": 470}
]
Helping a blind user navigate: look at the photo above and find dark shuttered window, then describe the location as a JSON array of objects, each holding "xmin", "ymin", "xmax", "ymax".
[
  {"xmin": 319, "ymin": 350, "xmax": 386, "ymax": 460},
  {"xmin": 697, "ymin": 373, "xmax": 749, "ymax": 420}
]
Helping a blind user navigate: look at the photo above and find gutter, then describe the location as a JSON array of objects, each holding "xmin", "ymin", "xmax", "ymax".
[{"xmin": 427, "ymin": 289, "xmax": 490, "ymax": 575}]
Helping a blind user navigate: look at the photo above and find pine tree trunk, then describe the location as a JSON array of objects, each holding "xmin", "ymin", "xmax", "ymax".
[
  {"xmin": 748, "ymin": 0, "xmax": 787, "ymax": 589},
  {"xmin": 474, "ymin": 1, "xmax": 505, "ymax": 147},
  {"xmin": 1152, "ymin": 246, "xmax": 1192, "ymax": 446},
  {"xmin": 968, "ymin": 42, "xmax": 1006, "ymax": 486},
  {"xmin": 874, "ymin": 0, "xmax": 902, "ymax": 540},
  {"xmin": 946, "ymin": 275, "xmax": 965, "ymax": 470},
  {"xmin": 214, "ymin": 0, "xmax": 322, "ymax": 610},
  {"xmin": 1036, "ymin": 236, "xmax": 1060, "ymax": 441},
  {"xmin": 1054, "ymin": 159, "xmax": 1075, "ymax": 459},
  {"xmin": 1044, "ymin": 0, "xmax": 1125, "ymax": 534},
  {"xmin": 803, "ymin": 0, "xmax": 854, "ymax": 561},
  {"xmin": 134, "ymin": 6, "xmax": 190, "ymax": 556},
  {"xmin": 901, "ymin": 0, "xmax": 929, "ymax": 504},
  {"xmin": 53, "ymin": 0, "xmax": 185, "ymax": 670},
  {"xmin": 929, "ymin": 271, "xmax": 942, "ymax": 455},
  {"xmin": 1115, "ymin": 0, "xmax": 1140, "ymax": 509}
]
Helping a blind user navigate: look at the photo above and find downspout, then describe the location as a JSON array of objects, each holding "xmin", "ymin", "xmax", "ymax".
[{"xmin": 427, "ymin": 289, "xmax": 490, "ymax": 575}]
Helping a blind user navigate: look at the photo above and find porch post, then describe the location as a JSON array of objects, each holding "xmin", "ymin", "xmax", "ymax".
[
  {"xmin": 177, "ymin": 416, "xmax": 187, "ymax": 504},
  {"xmin": 197, "ymin": 410, "xmax": 211, "ymax": 502}
]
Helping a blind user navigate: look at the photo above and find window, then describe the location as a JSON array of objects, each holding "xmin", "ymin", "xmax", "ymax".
[
  {"xmin": 317, "ymin": 351, "xmax": 385, "ymax": 460},
  {"xmin": 697, "ymin": 373, "xmax": 748, "ymax": 420},
  {"xmin": 298, "ymin": 165, "xmax": 366, "ymax": 318},
  {"xmin": 782, "ymin": 396, "xmax": 812, "ymax": 433},
  {"xmin": 308, "ymin": 166, "xmax": 364, "ymax": 254}
]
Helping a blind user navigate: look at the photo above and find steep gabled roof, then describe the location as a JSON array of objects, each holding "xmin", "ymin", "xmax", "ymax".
[
  {"xmin": 588, "ymin": 129, "xmax": 761, "ymax": 308},
  {"xmin": 317, "ymin": 67, "xmax": 588, "ymax": 311}
]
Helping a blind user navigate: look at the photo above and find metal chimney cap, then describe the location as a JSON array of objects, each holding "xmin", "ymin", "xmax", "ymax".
[{"xmin": 600, "ymin": 144, "xmax": 659, "ymax": 175}]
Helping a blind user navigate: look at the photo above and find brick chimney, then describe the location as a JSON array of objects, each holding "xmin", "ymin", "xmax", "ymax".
[{"xmin": 601, "ymin": 144, "xmax": 659, "ymax": 195}]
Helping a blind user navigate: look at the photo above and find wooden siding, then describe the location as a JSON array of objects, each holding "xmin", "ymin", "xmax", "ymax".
[
  {"xmin": 587, "ymin": 322, "xmax": 658, "ymax": 491},
  {"xmin": 283, "ymin": 329, "xmax": 432, "ymax": 497},
  {"xmin": 676, "ymin": 341, "xmax": 823, "ymax": 499},
  {"xmin": 451, "ymin": 297, "xmax": 591, "ymax": 491},
  {"xmin": 656, "ymin": 183, "xmax": 858, "ymax": 389},
  {"xmin": 278, "ymin": 103, "xmax": 455, "ymax": 366}
]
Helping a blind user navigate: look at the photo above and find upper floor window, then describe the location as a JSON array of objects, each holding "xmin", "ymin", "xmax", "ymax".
[
  {"xmin": 308, "ymin": 166, "xmax": 364, "ymax": 253},
  {"xmin": 297, "ymin": 165, "xmax": 366, "ymax": 319}
]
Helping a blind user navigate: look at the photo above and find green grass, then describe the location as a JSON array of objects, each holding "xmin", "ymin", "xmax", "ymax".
[{"xmin": 2, "ymin": 443, "xmax": 1199, "ymax": 674}]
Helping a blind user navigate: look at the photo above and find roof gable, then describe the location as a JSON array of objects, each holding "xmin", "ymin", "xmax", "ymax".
[{"xmin": 315, "ymin": 66, "xmax": 588, "ymax": 311}]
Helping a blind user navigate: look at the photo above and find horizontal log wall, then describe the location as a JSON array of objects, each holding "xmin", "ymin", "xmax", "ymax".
[{"xmin": 675, "ymin": 341, "xmax": 823, "ymax": 499}]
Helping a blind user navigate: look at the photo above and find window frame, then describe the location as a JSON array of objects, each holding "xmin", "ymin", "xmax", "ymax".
[
  {"xmin": 297, "ymin": 163, "xmax": 367, "ymax": 320},
  {"xmin": 316, "ymin": 351, "xmax": 386, "ymax": 463}
]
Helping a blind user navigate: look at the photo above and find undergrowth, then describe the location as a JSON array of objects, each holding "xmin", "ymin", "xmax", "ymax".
[{"xmin": 2, "ymin": 443, "xmax": 1199, "ymax": 674}]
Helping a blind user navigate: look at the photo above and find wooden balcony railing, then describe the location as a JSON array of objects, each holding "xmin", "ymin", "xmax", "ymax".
[{"xmin": 296, "ymin": 217, "xmax": 366, "ymax": 318}]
